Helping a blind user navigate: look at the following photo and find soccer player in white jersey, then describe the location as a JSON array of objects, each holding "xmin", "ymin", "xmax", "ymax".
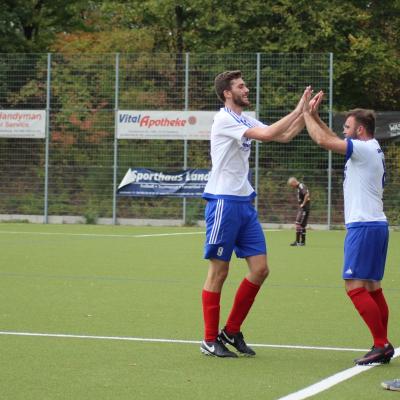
[
  {"xmin": 200, "ymin": 70, "xmax": 313, "ymax": 357},
  {"xmin": 303, "ymin": 91, "xmax": 394, "ymax": 365}
]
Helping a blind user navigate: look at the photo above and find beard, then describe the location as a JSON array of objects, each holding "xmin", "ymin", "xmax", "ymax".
[
  {"xmin": 232, "ymin": 92, "xmax": 250, "ymax": 108},
  {"xmin": 345, "ymin": 131, "xmax": 358, "ymax": 139}
]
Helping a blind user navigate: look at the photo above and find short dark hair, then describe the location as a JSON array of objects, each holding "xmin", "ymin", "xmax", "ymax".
[
  {"xmin": 214, "ymin": 70, "xmax": 242, "ymax": 103},
  {"xmin": 345, "ymin": 108, "xmax": 376, "ymax": 136}
]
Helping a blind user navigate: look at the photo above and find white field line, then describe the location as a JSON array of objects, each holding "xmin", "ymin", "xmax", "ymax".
[
  {"xmin": 0, "ymin": 229, "xmax": 280, "ymax": 239},
  {"xmin": 0, "ymin": 330, "xmax": 395, "ymax": 398},
  {"xmin": 0, "ymin": 230, "xmax": 204, "ymax": 238},
  {"xmin": 0, "ymin": 330, "xmax": 367, "ymax": 353},
  {"xmin": 276, "ymin": 347, "xmax": 400, "ymax": 400}
]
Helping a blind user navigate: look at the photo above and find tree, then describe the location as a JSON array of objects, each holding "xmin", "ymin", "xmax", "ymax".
[
  {"xmin": 4, "ymin": 0, "xmax": 398, "ymax": 110},
  {"xmin": 0, "ymin": 0, "xmax": 92, "ymax": 52}
]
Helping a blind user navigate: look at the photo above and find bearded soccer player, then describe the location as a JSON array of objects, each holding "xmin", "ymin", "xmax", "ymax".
[
  {"xmin": 200, "ymin": 70, "xmax": 313, "ymax": 357},
  {"xmin": 303, "ymin": 91, "xmax": 394, "ymax": 365}
]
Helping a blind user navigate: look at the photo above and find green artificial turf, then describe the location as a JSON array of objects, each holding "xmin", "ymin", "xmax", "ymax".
[{"xmin": 0, "ymin": 224, "xmax": 399, "ymax": 399}]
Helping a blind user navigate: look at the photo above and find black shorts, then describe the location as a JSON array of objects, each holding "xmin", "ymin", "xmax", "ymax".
[{"xmin": 295, "ymin": 208, "xmax": 309, "ymax": 227}]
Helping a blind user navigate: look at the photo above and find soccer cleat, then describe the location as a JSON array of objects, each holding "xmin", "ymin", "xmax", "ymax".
[
  {"xmin": 290, "ymin": 241, "xmax": 299, "ymax": 246},
  {"xmin": 355, "ymin": 343, "xmax": 394, "ymax": 365},
  {"xmin": 219, "ymin": 328, "xmax": 256, "ymax": 356},
  {"xmin": 200, "ymin": 337, "xmax": 238, "ymax": 358},
  {"xmin": 383, "ymin": 342, "xmax": 395, "ymax": 362},
  {"xmin": 382, "ymin": 379, "xmax": 400, "ymax": 391}
]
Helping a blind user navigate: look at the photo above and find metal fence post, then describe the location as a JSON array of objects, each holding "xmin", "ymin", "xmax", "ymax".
[
  {"xmin": 183, "ymin": 52, "xmax": 189, "ymax": 224},
  {"xmin": 112, "ymin": 53, "xmax": 120, "ymax": 224},
  {"xmin": 44, "ymin": 53, "xmax": 51, "ymax": 224},
  {"xmin": 327, "ymin": 52, "xmax": 334, "ymax": 229},
  {"xmin": 255, "ymin": 53, "xmax": 261, "ymax": 211}
]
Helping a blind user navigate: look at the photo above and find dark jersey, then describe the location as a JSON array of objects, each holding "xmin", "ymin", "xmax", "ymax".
[{"xmin": 297, "ymin": 183, "xmax": 310, "ymax": 211}]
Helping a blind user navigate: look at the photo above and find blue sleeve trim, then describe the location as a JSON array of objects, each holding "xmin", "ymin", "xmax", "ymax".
[{"xmin": 345, "ymin": 139, "xmax": 353, "ymax": 162}]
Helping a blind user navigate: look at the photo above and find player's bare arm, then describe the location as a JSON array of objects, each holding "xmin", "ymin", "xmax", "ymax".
[
  {"xmin": 303, "ymin": 90, "xmax": 347, "ymax": 155},
  {"xmin": 274, "ymin": 90, "xmax": 330, "ymax": 143},
  {"xmin": 273, "ymin": 89, "xmax": 331, "ymax": 143},
  {"xmin": 273, "ymin": 114, "xmax": 305, "ymax": 143},
  {"xmin": 244, "ymin": 86, "xmax": 312, "ymax": 142},
  {"xmin": 309, "ymin": 91, "xmax": 337, "ymax": 138},
  {"xmin": 244, "ymin": 109, "xmax": 301, "ymax": 142}
]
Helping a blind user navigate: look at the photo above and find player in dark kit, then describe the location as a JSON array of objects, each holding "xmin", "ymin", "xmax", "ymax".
[{"xmin": 287, "ymin": 177, "xmax": 310, "ymax": 246}]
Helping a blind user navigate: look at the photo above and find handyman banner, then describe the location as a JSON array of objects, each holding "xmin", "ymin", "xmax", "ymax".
[
  {"xmin": 117, "ymin": 168, "xmax": 210, "ymax": 197},
  {"xmin": 0, "ymin": 110, "xmax": 46, "ymax": 138},
  {"xmin": 117, "ymin": 110, "xmax": 256, "ymax": 140}
]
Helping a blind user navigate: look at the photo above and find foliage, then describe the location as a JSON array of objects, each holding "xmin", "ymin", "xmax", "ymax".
[
  {"xmin": 50, "ymin": 30, "xmax": 154, "ymax": 54},
  {"xmin": 2, "ymin": 0, "xmax": 399, "ymax": 110},
  {"xmin": 0, "ymin": 0, "xmax": 92, "ymax": 52},
  {"xmin": 60, "ymin": 0, "xmax": 400, "ymax": 110}
]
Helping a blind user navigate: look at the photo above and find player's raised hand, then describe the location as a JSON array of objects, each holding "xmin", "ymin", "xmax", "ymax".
[
  {"xmin": 309, "ymin": 91, "xmax": 324, "ymax": 115},
  {"xmin": 295, "ymin": 86, "xmax": 313, "ymax": 115},
  {"xmin": 302, "ymin": 87, "xmax": 313, "ymax": 114}
]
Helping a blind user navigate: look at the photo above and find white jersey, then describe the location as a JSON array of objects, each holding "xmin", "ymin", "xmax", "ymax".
[
  {"xmin": 343, "ymin": 138, "xmax": 387, "ymax": 225},
  {"xmin": 203, "ymin": 107, "xmax": 266, "ymax": 201}
]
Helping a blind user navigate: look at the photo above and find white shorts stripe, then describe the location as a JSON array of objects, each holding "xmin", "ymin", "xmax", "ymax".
[
  {"xmin": 209, "ymin": 199, "xmax": 222, "ymax": 244},
  {"xmin": 209, "ymin": 199, "xmax": 224, "ymax": 244}
]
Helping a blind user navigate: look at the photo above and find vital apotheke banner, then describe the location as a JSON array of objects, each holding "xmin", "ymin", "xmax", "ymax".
[{"xmin": 117, "ymin": 110, "xmax": 216, "ymax": 140}]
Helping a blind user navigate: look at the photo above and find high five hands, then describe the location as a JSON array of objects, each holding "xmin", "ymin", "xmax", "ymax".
[
  {"xmin": 304, "ymin": 87, "xmax": 324, "ymax": 115},
  {"xmin": 295, "ymin": 86, "xmax": 323, "ymax": 117}
]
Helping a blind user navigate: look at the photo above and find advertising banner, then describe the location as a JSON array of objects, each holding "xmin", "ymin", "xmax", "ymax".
[
  {"xmin": 0, "ymin": 110, "xmax": 46, "ymax": 138},
  {"xmin": 117, "ymin": 168, "xmax": 210, "ymax": 197},
  {"xmin": 117, "ymin": 111, "xmax": 214, "ymax": 140},
  {"xmin": 117, "ymin": 110, "xmax": 256, "ymax": 140}
]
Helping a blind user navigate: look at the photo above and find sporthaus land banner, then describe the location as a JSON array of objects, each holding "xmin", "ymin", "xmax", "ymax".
[{"xmin": 117, "ymin": 168, "xmax": 210, "ymax": 197}]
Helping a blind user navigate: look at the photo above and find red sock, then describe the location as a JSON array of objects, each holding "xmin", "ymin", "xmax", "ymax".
[
  {"xmin": 202, "ymin": 289, "xmax": 221, "ymax": 342},
  {"xmin": 225, "ymin": 278, "xmax": 261, "ymax": 334},
  {"xmin": 370, "ymin": 288, "xmax": 389, "ymax": 339},
  {"xmin": 347, "ymin": 287, "xmax": 387, "ymax": 348}
]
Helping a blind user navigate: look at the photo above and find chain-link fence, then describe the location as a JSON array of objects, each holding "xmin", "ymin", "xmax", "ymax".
[{"xmin": 0, "ymin": 53, "xmax": 399, "ymax": 227}]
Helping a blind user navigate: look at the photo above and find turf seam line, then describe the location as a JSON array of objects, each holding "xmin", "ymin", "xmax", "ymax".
[
  {"xmin": 276, "ymin": 347, "xmax": 400, "ymax": 400},
  {"xmin": 0, "ymin": 331, "xmax": 368, "ymax": 352}
]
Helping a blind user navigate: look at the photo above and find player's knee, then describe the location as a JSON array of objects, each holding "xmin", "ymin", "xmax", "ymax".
[
  {"xmin": 254, "ymin": 264, "xmax": 269, "ymax": 282},
  {"xmin": 216, "ymin": 268, "xmax": 229, "ymax": 282},
  {"xmin": 208, "ymin": 266, "xmax": 229, "ymax": 284}
]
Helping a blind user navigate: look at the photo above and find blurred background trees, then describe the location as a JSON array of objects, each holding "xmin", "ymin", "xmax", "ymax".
[{"xmin": 1, "ymin": 0, "xmax": 398, "ymax": 110}]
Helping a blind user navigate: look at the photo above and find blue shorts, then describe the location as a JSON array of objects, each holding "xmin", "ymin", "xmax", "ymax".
[
  {"xmin": 342, "ymin": 222, "xmax": 389, "ymax": 281},
  {"xmin": 204, "ymin": 199, "xmax": 267, "ymax": 262}
]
